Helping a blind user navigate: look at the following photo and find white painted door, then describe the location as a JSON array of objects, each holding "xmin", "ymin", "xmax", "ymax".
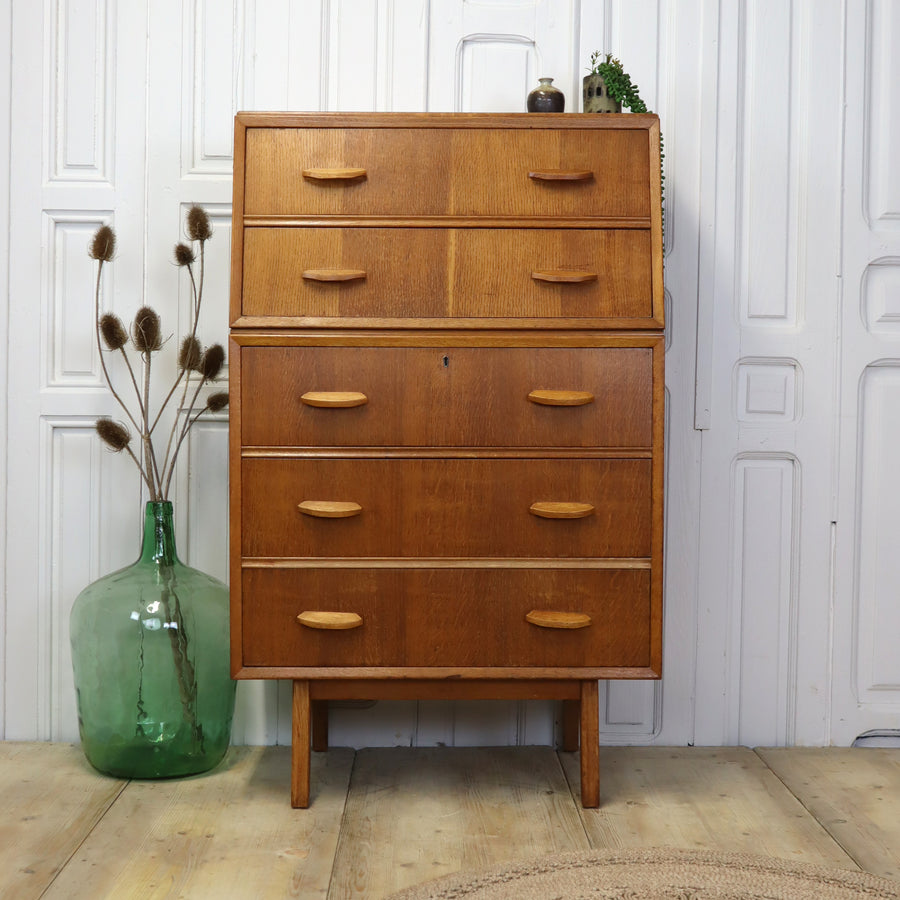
[
  {"xmin": 691, "ymin": 1, "xmax": 845, "ymax": 747},
  {"xmin": 830, "ymin": 1, "xmax": 900, "ymax": 744}
]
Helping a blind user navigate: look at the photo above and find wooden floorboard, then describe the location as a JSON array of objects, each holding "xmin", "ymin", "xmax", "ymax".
[
  {"xmin": 327, "ymin": 747, "xmax": 591, "ymax": 900},
  {"xmin": 4, "ymin": 744, "xmax": 900, "ymax": 898},
  {"xmin": 758, "ymin": 747, "xmax": 900, "ymax": 880},
  {"xmin": 42, "ymin": 747, "xmax": 354, "ymax": 900},
  {"xmin": 0, "ymin": 743, "xmax": 125, "ymax": 900},
  {"xmin": 559, "ymin": 747, "xmax": 858, "ymax": 868}
]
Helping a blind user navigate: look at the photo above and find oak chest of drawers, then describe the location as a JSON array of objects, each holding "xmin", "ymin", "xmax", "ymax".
[{"xmin": 229, "ymin": 112, "xmax": 664, "ymax": 807}]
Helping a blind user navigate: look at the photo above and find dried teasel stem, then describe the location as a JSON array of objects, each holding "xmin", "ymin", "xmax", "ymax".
[
  {"xmin": 186, "ymin": 204, "xmax": 212, "ymax": 242},
  {"xmin": 162, "ymin": 389, "xmax": 228, "ymax": 498},
  {"xmin": 207, "ymin": 391, "xmax": 229, "ymax": 413},
  {"xmin": 92, "ymin": 241, "xmax": 148, "ymax": 450},
  {"xmin": 132, "ymin": 306, "xmax": 162, "ymax": 353},
  {"xmin": 159, "ymin": 342, "xmax": 224, "ymax": 491},
  {"xmin": 148, "ymin": 334, "xmax": 202, "ymax": 436},
  {"xmin": 99, "ymin": 313, "xmax": 128, "ymax": 351},
  {"xmin": 90, "ymin": 225, "xmax": 116, "ymax": 262},
  {"xmin": 95, "ymin": 417, "xmax": 131, "ymax": 451},
  {"xmin": 89, "ymin": 205, "xmax": 225, "ymax": 504},
  {"xmin": 99, "ymin": 312, "xmax": 148, "ymax": 439},
  {"xmin": 95, "ymin": 417, "xmax": 156, "ymax": 496},
  {"xmin": 156, "ymin": 211, "xmax": 212, "ymax": 487}
]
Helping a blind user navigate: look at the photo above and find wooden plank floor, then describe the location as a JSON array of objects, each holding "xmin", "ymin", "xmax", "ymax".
[{"xmin": 3, "ymin": 743, "xmax": 899, "ymax": 899}]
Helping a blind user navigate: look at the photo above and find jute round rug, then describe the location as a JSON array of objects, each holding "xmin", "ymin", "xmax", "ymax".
[{"xmin": 385, "ymin": 847, "xmax": 900, "ymax": 899}]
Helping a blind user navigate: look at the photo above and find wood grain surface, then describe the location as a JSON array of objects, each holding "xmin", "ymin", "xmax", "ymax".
[
  {"xmin": 561, "ymin": 747, "xmax": 861, "ymax": 868},
  {"xmin": 4, "ymin": 744, "xmax": 897, "ymax": 899},
  {"xmin": 243, "ymin": 123, "xmax": 651, "ymax": 218},
  {"xmin": 43, "ymin": 747, "xmax": 354, "ymax": 898},
  {"xmin": 758, "ymin": 747, "xmax": 900, "ymax": 879},
  {"xmin": 241, "ymin": 227, "xmax": 653, "ymax": 321},
  {"xmin": 241, "ymin": 344, "xmax": 654, "ymax": 449},
  {"xmin": 327, "ymin": 747, "xmax": 591, "ymax": 899},
  {"xmin": 0, "ymin": 743, "xmax": 125, "ymax": 900}
]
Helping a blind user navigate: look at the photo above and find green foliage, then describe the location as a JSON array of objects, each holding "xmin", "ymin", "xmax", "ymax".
[{"xmin": 588, "ymin": 52, "xmax": 648, "ymax": 113}]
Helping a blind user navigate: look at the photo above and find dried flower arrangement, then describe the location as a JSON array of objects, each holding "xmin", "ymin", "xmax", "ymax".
[
  {"xmin": 89, "ymin": 205, "xmax": 228, "ymax": 498},
  {"xmin": 70, "ymin": 205, "xmax": 234, "ymax": 777}
]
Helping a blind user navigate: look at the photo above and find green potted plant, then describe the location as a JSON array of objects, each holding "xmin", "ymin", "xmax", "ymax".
[{"xmin": 583, "ymin": 52, "xmax": 649, "ymax": 114}]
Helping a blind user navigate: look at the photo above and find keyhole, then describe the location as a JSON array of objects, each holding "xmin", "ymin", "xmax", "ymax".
[{"xmin": 442, "ymin": 355, "xmax": 449, "ymax": 367}]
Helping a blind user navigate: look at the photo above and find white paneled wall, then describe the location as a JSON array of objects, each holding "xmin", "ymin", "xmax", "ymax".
[
  {"xmin": 832, "ymin": 0, "xmax": 900, "ymax": 744},
  {"xmin": 692, "ymin": 0, "xmax": 846, "ymax": 747},
  {"xmin": 3, "ymin": 0, "xmax": 898, "ymax": 750}
]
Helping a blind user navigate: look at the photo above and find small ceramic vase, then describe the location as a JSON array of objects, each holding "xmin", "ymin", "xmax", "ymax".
[{"xmin": 527, "ymin": 77, "xmax": 565, "ymax": 113}]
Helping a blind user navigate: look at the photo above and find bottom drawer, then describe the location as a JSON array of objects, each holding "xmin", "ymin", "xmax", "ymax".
[{"xmin": 240, "ymin": 567, "xmax": 651, "ymax": 668}]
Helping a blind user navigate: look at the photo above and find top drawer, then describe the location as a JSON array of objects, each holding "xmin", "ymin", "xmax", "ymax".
[{"xmin": 241, "ymin": 126, "xmax": 652, "ymax": 219}]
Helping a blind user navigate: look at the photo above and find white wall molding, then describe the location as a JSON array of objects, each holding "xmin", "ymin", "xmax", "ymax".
[
  {"xmin": 852, "ymin": 364, "xmax": 900, "ymax": 701},
  {"xmin": 865, "ymin": 0, "xmax": 900, "ymax": 228},
  {"xmin": 47, "ymin": 0, "xmax": 116, "ymax": 184},
  {"xmin": 42, "ymin": 210, "xmax": 113, "ymax": 389},
  {"xmin": 184, "ymin": 0, "xmax": 246, "ymax": 176},
  {"xmin": 729, "ymin": 454, "xmax": 800, "ymax": 746},
  {"xmin": 862, "ymin": 259, "xmax": 900, "ymax": 333}
]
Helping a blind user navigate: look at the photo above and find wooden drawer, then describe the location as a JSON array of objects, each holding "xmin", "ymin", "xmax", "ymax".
[
  {"xmin": 241, "ymin": 458, "xmax": 652, "ymax": 559},
  {"xmin": 240, "ymin": 346, "xmax": 654, "ymax": 449},
  {"xmin": 240, "ymin": 228, "xmax": 652, "ymax": 321},
  {"xmin": 240, "ymin": 566, "xmax": 652, "ymax": 668},
  {"xmin": 242, "ymin": 127, "xmax": 651, "ymax": 218}
]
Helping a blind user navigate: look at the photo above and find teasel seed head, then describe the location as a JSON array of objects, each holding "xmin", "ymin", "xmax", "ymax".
[
  {"xmin": 132, "ymin": 306, "xmax": 162, "ymax": 352},
  {"xmin": 178, "ymin": 335, "xmax": 203, "ymax": 371},
  {"xmin": 99, "ymin": 313, "xmax": 129, "ymax": 350},
  {"xmin": 174, "ymin": 242, "xmax": 196, "ymax": 267},
  {"xmin": 207, "ymin": 391, "xmax": 230, "ymax": 412},
  {"xmin": 186, "ymin": 205, "xmax": 212, "ymax": 242},
  {"xmin": 200, "ymin": 343, "xmax": 225, "ymax": 380},
  {"xmin": 95, "ymin": 418, "xmax": 131, "ymax": 452},
  {"xmin": 89, "ymin": 225, "xmax": 116, "ymax": 262}
]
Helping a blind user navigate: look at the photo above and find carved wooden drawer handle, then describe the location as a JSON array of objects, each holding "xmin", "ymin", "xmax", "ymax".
[
  {"xmin": 529, "ymin": 501, "xmax": 595, "ymax": 519},
  {"xmin": 528, "ymin": 169, "xmax": 594, "ymax": 182},
  {"xmin": 297, "ymin": 611, "xmax": 363, "ymax": 630},
  {"xmin": 532, "ymin": 270, "xmax": 598, "ymax": 284},
  {"xmin": 298, "ymin": 501, "xmax": 363, "ymax": 518},
  {"xmin": 302, "ymin": 167, "xmax": 367, "ymax": 181},
  {"xmin": 301, "ymin": 391, "xmax": 368, "ymax": 408},
  {"xmin": 526, "ymin": 610, "xmax": 592, "ymax": 629},
  {"xmin": 527, "ymin": 390, "xmax": 595, "ymax": 407},
  {"xmin": 302, "ymin": 269, "xmax": 367, "ymax": 282}
]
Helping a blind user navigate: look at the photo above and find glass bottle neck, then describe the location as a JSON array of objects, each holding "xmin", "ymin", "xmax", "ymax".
[{"xmin": 141, "ymin": 501, "xmax": 179, "ymax": 566}]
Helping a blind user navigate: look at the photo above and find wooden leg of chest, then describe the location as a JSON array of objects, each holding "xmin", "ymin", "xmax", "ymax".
[
  {"xmin": 291, "ymin": 680, "xmax": 311, "ymax": 808},
  {"xmin": 580, "ymin": 679, "xmax": 600, "ymax": 808},
  {"xmin": 312, "ymin": 700, "xmax": 329, "ymax": 752},
  {"xmin": 561, "ymin": 699, "xmax": 580, "ymax": 752}
]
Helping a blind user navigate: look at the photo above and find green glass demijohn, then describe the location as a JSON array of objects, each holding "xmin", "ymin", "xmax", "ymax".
[{"xmin": 70, "ymin": 501, "xmax": 235, "ymax": 778}]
